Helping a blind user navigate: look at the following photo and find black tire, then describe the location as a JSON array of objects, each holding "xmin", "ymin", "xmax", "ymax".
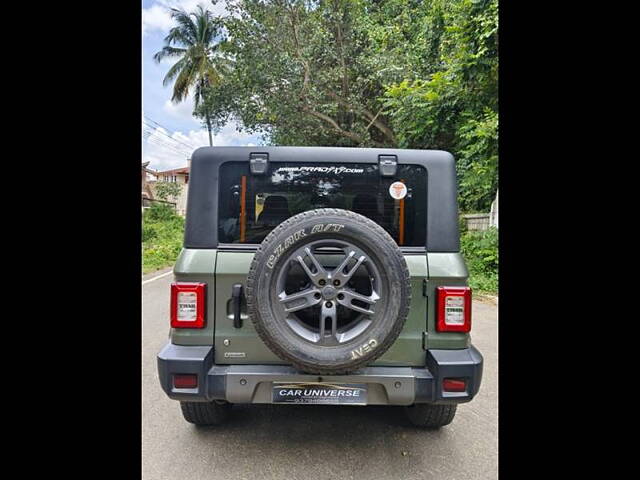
[
  {"xmin": 246, "ymin": 208, "xmax": 411, "ymax": 374},
  {"xmin": 180, "ymin": 401, "xmax": 231, "ymax": 426},
  {"xmin": 404, "ymin": 403, "xmax": 457, "ymax": 428}
]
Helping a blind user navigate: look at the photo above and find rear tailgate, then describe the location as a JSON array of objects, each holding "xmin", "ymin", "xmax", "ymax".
[{"xmin": 213, "ymin": 249, "xmax": 428, "ymax": 366}]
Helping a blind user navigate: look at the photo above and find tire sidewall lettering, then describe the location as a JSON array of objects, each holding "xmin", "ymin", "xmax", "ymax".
[{"xmin": 265, "ymin": 223, "xmax": 346, "ymax": 269}]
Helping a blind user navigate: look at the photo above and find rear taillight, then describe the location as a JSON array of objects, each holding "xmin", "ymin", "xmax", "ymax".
[
  {"xmin": 171, "ymin": 282, "xmax": 206, "ymax": 328},
  {"xmin": 436, "ymin": 286, "xmax": 471, "ymax": 332},
  {"xmin": 443, "ymin": 378, "xmax": 467, "ymax": 392},
  {"xmin": 173, "ymin": 374, "xmax": 198, "ymax": 389}
]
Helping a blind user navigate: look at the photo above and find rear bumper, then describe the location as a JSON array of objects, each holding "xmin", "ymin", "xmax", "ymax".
[{"xmin": 157, "ymin": 344, "xmax": 483, "ymax": 406}]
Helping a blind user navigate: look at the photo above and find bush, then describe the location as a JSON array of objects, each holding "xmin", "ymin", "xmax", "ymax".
[
  {"xmin": 460, "ymin": 227, "xmax": 498, "ymax": 294},
  {"xmin": 142, "ymin": 223, "xmax": 157, "ymax": 242},
  {"xmin": 142, "ymin": 204, "xmax": 185, "ymax": 274},
  {"xmin": 146, "ymin": 202, "xmax": 177, "ymax": 222}
]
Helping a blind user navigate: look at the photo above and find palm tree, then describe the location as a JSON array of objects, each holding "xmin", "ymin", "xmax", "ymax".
[{"xmin": 153, "ymin": 6, "xmax": 222, "ymax": 146}]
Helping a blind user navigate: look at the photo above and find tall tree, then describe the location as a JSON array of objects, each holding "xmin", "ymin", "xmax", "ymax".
[
  {"xmin": 153, "ymin": 5, "xmax": 224, "ymax": 146},
  {"xmin": 201, "ymin": 0, "xmax": 498, "ymax": 210},
  {"xmin": 201, "ymin": 0, "xmax": 398, "ymax": 147}
]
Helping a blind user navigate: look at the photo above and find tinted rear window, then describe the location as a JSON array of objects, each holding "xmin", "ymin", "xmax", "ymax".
[{"xmin": 218, "ymin": 162, "xmax": 427, "ymax": 246}]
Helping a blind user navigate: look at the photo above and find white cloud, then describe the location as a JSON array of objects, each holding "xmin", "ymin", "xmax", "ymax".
[
  {"xmin": 162, "ymin": 97, "xmax": 199, "ymax": 126},
  {"xmin": 142, "ymin": 5, "xmax": 174, "ymax": 34},
  {"xmin": 143, "ymin": 120, "xmax": 262, "ymax": 172},
  {"xmin": 214, "ymin": 121, "xmax": 261, "ymax": 147},
  {"xmin": 143, "ymin": 1, "xmax": 228, "ymax": 36}
]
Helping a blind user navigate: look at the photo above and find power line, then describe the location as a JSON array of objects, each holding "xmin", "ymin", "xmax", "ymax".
[
  {"xmin": 144, "ymin": 133, "xmax": 192, "ymax": 158},
  {"xmin": 143, "ymin": 123, "xmax": 197, "ymax": 154},
  {"xmin": 143, "ymin": 121, "xmax": 198, "ymax": 152},
  {"xmin": 145, "ymin": 141, "xmax": 191, "ymax": 160},
  {"xmin": 143, "ymin": 115, "xmax": 199, "ymax": 150},
  {"xmin": 142, "ymin": 125, "xmax": 193, "ymax": 155}
]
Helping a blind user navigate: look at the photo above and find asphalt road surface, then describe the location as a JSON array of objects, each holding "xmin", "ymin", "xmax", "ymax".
[{"xmin": 143, "ymin": 269, "xmax": 497, "ymax": 480}]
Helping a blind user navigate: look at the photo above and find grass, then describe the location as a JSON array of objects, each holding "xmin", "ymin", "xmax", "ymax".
[{"xmin": 142, "ymin": 203, "xmax": 185, "ymax": 274}]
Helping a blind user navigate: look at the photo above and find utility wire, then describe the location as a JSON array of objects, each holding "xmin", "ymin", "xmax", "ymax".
[
  {"xmin": 142, "ymin": 125, "xmax": 192, "ymax": 154},
  {"xmin": 144, "ymin": 132, "xmax": 192, "ymax": 158},
  {"xmin": 143, "ymin": 115, "xmax": 199, "ymax": 150},
  {"xmin": 145, "ymin": 137, "xmax": 192, "ymax": 159},
  {"xmin": 143, "ymin": 124, "xmax": 196, "ymax": 154},
  {"xmin": 143, "ymin": 121, "xmax": 198, "ymax": 152}
]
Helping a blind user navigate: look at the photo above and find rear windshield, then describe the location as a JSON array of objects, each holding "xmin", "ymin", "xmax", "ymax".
[{"xmin": 218, "ymin": 162, "xmax": 427, "ymax": 246}]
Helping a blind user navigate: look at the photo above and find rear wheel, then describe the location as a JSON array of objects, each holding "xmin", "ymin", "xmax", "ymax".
[
  {"xmin": 180, "ymin": 401, "xmax": 231, "ymax": 426},
  {"xmin": 404, "ymin": 403, "xmax": 457, "ymax": 428}
]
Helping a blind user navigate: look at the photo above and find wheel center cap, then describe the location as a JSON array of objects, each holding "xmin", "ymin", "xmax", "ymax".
[{"xmin": 322, "ymin": 286, "xmax": 337, "ymax": 299}]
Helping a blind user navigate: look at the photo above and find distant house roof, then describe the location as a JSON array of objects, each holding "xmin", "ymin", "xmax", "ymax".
[{"xmin": 156, "ymin": 166, "xmax": 190, "ymax": 175}]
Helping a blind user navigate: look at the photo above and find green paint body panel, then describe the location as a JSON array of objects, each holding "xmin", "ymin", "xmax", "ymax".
[
  {"xmin": 171, "ymin": 249, "xmax": 217, "ymax": 346},
  {"xmin": 424, "ymin": 252, "xmax": 470, "ymax": 349},
  {"xmin": 168, "ymin": 248, "xmax": 470, "ymax": 363}
]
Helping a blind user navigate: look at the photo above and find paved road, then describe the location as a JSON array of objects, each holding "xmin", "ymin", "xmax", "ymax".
[{"xmin": 143, "ymin": 271, "xmax": 497, "ymax": 480}]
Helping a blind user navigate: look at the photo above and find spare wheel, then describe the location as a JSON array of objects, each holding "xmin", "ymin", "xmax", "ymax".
[{"xmin": 245, "ymin": 208, "xmax": 411, "ymax": 374}]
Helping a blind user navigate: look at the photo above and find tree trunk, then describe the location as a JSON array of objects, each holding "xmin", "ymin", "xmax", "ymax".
[{"xmin": 206, "ymin": 115, "xmax": 213, "ymax": 146}]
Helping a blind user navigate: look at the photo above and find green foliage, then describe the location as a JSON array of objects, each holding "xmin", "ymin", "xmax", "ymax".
[
  {"xmin": 382, "ymin": 0, "xmax": 498, "ymax": 211},
  {"xmin": 198, "ymin": 0, "xmax": 400, "ymax": 147},
  {"xmin": 193, "ymin": 0, "xmax": 497, "ymax": 211},
  {"xmin": 154, "ymin": 181, "xmax": 183, "ymax": 202},
  {"xmin": 142, "ymin": 205, "xmax": 185, "ymax": 274},
  {"xmin": 460, "ymin": 226, "xmax": 498, "ymax": 293},
  {"xmin": 457, "ymin": 109, "xmax": 498, "ymax": 211}
]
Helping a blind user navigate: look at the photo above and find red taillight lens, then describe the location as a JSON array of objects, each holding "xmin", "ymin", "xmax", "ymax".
[
  {"xmin": 436, "ymin": 286, "xmax": 471, "ymax": 332},
  {"xmin": 443, "ymin": 378, "xmax": 466, "ymax": 392},
  {"xmin": 171, "ymin": 282, "xmax": 206, "ymax": 328},
  {"xmin": 173, "ymin": 374, "xmax": 198, "ymax": 389}
]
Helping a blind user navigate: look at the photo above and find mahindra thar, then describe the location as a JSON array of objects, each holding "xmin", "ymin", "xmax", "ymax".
[{"xmin": 157, "ymin": 146, "xmax": 483, "ymax": 428}]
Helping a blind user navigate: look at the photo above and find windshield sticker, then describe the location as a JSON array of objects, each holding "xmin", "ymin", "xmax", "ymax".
[
  {"xmin": 275, "ymin": 166, "xmax": 364, "ymax": 174},
  {"xmin": 389, "ymin": 181, "xmax": 407, "ymax": 200}
]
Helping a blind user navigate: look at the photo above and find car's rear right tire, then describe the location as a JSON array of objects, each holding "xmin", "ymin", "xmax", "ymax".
[
  {"xmin": 180, "ymin": 401, "xmax": 231, "ymax": 426},
  {"xmin": 404, "ymin": 403, "xmax": 457, "ymax": 428}
]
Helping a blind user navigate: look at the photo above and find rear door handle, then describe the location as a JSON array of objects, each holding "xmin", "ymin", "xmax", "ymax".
[{"xmin": 231, "ymin": 284, "xmax": 243, "ymax": 328}]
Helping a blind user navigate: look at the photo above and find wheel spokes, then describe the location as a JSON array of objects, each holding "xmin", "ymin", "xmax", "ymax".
[
  {"xmin": 336, "ymin": 288, "xmax": 378, "ymax": 316},
  {"xmin": 278, "ymin": 288, "xmax": 322, "ymax": 313},
  {"xmin": 296, "ymin": 247, "xmax": 327, "ymax": 286},
  {"xmin": 318, "ymin": 301, "xmax": 337, "ymax": 344},
  {"xmin": 333, "ymin": 250, "xmax": 366, "ymax": 285},
  {"xmin": 278, "ymin": 240, "xmax": 382, "ymax": 345}
]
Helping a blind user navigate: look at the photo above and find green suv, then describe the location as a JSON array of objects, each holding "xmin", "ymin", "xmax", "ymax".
[{"xmin": 157, "ymin": 146, "xmax": 483, "ymax": 428}]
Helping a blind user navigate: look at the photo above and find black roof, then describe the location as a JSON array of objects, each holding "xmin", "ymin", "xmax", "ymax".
[{"xmin": 184, "ymin": 146, "xmax": 460, "ymax": 252}]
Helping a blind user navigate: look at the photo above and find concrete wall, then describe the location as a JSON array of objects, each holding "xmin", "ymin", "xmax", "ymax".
[
  {"xmin": 461, "ymin": 191, "xmax": 498, "ymax": 232},
  {"xmin": 461, "ymin": 213, "xmax": 491, "ymax": 231},
  {"xmin": 489, "ymin": 190, "xmax": 498, "ymax": 228}
]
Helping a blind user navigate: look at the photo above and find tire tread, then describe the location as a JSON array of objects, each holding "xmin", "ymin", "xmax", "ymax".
[
  {"xmin": 404, "ymin": 403, "xmax": 457, "ymax": 428},
  {"xmin": 180, "ymin": 401, "xmax": 230, "ymax": 426}
]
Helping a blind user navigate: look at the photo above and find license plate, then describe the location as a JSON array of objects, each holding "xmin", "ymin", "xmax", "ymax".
[{"xmin": 272, "ymin": 382, "xmax": 367, "ymax": 405}]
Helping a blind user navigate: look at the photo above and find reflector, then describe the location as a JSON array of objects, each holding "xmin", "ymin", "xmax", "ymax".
[
  {"xmin": 443, "ymin": 378, "xmax": 466, "ymax": 392},
  {"xmin": 173, "ymin": 374, "xmax": 197, "ymax": 389}
]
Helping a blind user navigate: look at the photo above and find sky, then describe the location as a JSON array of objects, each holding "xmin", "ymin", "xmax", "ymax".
[{"xmin": 142, "ymin": 0, "xmax": 261, "ymax": 173}]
